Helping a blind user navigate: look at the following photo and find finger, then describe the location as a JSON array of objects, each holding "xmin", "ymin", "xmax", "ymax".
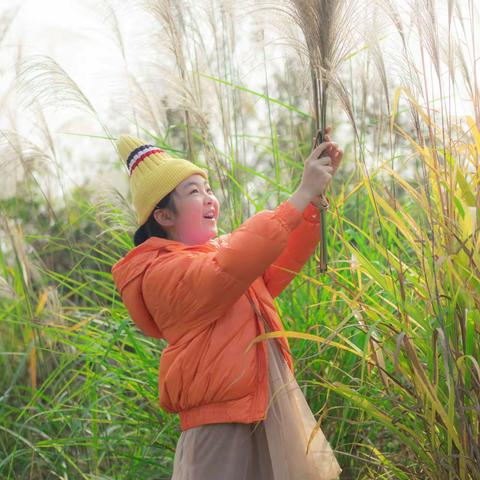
[
  {"xmin": 325, "ymin": 143, "xmax": 337, "ymax": 154},
  {"xmin": 321, "ymin": 143, "xmax": 339, "ymax": 159},
  {"xmin": 317, "ymin": 156, "xmax": 332, "ymax": 166},
  {"xmin": 312, "ymin": 141, "xmax": 338, "ymax": 156},
  {"xmin": 328, "ymin": 144, "xmax": 341, "ymax": 157},
  {"xmin": 332, "ymin": 150, "xmax": 343, "ymax": 169}
]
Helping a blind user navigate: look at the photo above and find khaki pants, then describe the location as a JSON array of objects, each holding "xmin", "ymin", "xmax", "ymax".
[{"xmin": 172, "ymin": 420, "xmax": 274, "ymax": 479}]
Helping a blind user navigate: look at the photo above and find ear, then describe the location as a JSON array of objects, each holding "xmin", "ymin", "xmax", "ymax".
[{"xmin": 153, "ymin": 208, "xmax": 175, "ymax": 228}]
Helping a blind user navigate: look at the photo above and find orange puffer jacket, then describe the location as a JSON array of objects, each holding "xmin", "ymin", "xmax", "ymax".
[{"xmin": 111, "ymin": 199, "xmax": 321, "ymax": 431}]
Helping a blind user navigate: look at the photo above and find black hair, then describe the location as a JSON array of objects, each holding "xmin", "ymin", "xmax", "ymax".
[{"xmin": 133, "ymin": 189, "xmax": 178, "ymax": 246}]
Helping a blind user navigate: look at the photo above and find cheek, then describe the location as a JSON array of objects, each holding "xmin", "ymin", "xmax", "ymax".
[{"xmin": 181, "ymin": 199, "xmax": 204, "ymax": 222}]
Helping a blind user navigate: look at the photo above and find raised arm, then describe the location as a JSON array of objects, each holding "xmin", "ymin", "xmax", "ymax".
[
  {"xmin": 262, "ymin": 201, "xmax": 321, "ymax": 299},
  {"xmin": 143, "ymin": 198, "xmax": 307, "ymax": 332}
]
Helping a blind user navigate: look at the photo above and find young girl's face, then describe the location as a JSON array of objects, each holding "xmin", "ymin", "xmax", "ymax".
[{"xmin": 155, "ymin": 174, "xmax": 220, "ymax": 245}]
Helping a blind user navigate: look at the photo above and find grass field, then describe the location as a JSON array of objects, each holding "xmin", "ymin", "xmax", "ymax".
[{"xmin": 0, "ymin": 0, "xmax": 479, "ymax": 478}]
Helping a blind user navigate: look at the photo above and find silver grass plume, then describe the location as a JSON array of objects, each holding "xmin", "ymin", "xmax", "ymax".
[
  {"xmin": 131, "ymin": 0, "xmax": 232, "ymax": 224},
  {"xmin": 252, "ymin": 0, "xmax": 360, "ymax": 272},
  {"xmin": 0, "ymin": 4, "xmax": 20, "ymax": 45},
  {"xmin": 14, "ymin": 54, "xmax": 114, "ymax": 148}
]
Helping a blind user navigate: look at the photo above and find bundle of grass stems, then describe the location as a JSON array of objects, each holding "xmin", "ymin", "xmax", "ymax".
[{"xmin": 258, "ymin": 0, "xmax": 359, "ymax": 273}]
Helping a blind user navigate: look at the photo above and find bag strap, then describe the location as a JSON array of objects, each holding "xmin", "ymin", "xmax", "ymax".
[
  {"xmin": 245, "ymin": 291, "xmax": 271, "ymax": 333},
  {"xmin": 245, "ymin": 291, "xmax": 291, "ymax": 365}
]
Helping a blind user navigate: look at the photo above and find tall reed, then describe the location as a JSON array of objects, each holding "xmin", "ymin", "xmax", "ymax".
[
  {"xmin": 1, "ymin": 0, "xmax": 479, "ymax": 478},
  {"xmin": 259, "ymin": 0, "xmax": 360, "ymax": 273}
]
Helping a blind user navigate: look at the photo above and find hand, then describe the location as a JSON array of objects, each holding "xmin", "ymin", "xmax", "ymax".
[
  {"xmin": 310, "ymin": 126, "xmax": 343, "ymax": 208},
  {"xmin": 322, "ymin": 126, "xmax": 343, "ymax": 175}
]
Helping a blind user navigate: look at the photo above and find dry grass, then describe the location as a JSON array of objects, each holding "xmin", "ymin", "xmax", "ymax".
[{"xmin": 0, "ymin": 0, "xmax": 479, "ymax": 478}]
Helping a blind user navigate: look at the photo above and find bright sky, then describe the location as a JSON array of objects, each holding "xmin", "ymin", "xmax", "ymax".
[
  {"xmin": 1, "ymin": 0, "xmax": 155, "ymax": 198},
  {"xmin": 1, "ymin": 0, "xmax": 276, "ymax": 200},
  {"xmin": 0, "ymin": 0, "xmax": 477, "ymax": 203}
]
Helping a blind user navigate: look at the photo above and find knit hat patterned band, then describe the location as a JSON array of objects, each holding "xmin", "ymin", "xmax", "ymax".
[
  {"xmin": 126, "ymin": 145, "xmax": 165, "ymax": 176},
  {"xmin": 117, "ymin": 134, "xmax": 209, "ymax": 226}
]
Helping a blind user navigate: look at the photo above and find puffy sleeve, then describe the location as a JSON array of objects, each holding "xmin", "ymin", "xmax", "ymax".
[
  {"xmin": 142, "ymin": 200, "xmax": 305, "ymax": 330},
  {"xmin": 262, "ymin": 202, "xmax": 321, "ymax": 299}
]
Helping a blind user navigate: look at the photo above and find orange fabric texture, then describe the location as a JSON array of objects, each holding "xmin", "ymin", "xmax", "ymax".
[{"xmin": 111, "ymin": 200, "xmax": 321, "ymax": 431}]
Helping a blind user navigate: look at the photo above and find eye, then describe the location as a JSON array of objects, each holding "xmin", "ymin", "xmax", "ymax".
[{"xmin": 190, "ymin": 187, "xmax": 213, "ymax": 194}]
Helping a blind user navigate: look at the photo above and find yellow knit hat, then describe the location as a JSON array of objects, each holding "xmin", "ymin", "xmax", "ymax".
[{"xmin": 117, "ymin": 134, "xmax": 209, "ymax": 226}]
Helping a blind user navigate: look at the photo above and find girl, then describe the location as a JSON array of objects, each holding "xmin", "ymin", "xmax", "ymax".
[{"xmin": 111, "ymin": 129, "xmax": 343, "ymax": 479}]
